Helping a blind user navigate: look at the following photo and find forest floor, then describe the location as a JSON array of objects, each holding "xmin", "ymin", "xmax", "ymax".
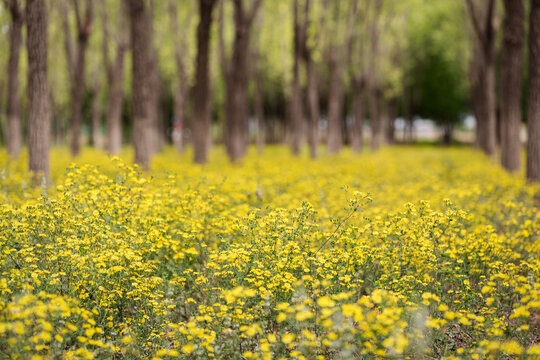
[{"xmin": 0, "ymin": 146, "xmax": 539, "ymax": 359}]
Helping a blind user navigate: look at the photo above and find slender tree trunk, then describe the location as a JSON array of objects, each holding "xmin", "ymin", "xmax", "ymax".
[
  {"xmin": 26, "ymin": 0, "xmax": 50, "ymax": 184},
  {"xmin": 500, "ymin": 0, "xmax": 524, "ymax": 172},
  {"xmin": 106, "ymin": 45, "xmax": 126, "ymax": 155},
  {"xmin": 369, "ymin": 87, "xmax": 381, "ymax": 150},
  {"xmin": 290, "ymin": 53, "xmax": 303, "ymax": 156},
  {"xmin": 386, "ymin": 99, "xmax": 396, "ymax": 144},
  {"xmin": 254, "ymin": 70, "xmax": 265, "ymax": 155},
  {"xmin": 351, "ymin": 76, "xmax": 365, "ymax": 152},
  {"xmin": 70, "ymin": 37, "xmax": 90, "ymax": 156},
  {"xmin": 6, "ymin": 2, "xmax": 23, "ymax": 157},
  {"xmin": 466, "ymin": 0, "xmax": 497, "ymax": 157},
  {"xmin": 193, "ymin": 0, "xmax": 217, "ymax": 164},
  {"xmin": 126, "ymin": 0, "xmax": 154, "ymax": 169},
  {"xmin": 90, "ymin": 68, "xmax": 103, "ymax": 149},
  {"xmin": 305, "ymin": 54, "xmax": 320, "ymax": 158},
  {"xmin": 327, "ymin": 51, "xmax": 344, "ymax": 154},
  {"xmin": 225, "ymin": 0, "xmax": 262, "ymax": 162},
  {"xmin": 172, "ymin": 79, "xmax": 188, "ymax": 152},
  {"xmin": 148, "ymin": 52, "xmax": 161, "ymax": 154},
  {"xmin": 478, "ymin": 57, "xmax": 497, "ymax": 156},
  {"xmin": 289, "ymin": 0, "xmax": 303, "ymax": 156},
  {"xmin": 69, "ymin": 0, "xmax": 94, "ymax": 156},
  {"xmin": 169, "ymin": 0, "xmax": 192, "ymax": 153},
  {"xmin": 527, "ymin": 0, "xmax": 540, "ymax": 181}
]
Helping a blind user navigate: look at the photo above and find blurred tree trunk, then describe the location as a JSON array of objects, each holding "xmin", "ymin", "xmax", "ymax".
[
  {"xmin": 4, "ymin": 0, "xmax": 23, "ymax": 158},
  {"xmin": 325, "ymin": 1, "xmax": 344, "ymax": 154},
  {"xmin": 90, "ymin": 66, "xmax": 103, "ymax": 149},
  {"xmin": 126, "ymin": 0, "xmax": 155, "ymax": 169},
  {"xmin": 368, "ymin": 0, "xmax": 382, "ymax": 151},
  {"xmin": 193, "ymin": 0, "xmax": 217, "ymax": 164},
  {"xmin": 386, "ymin": 99, "xmax": 396, "ymax": 145},
  {"xmin": 148, "ymin": 0, "xmax": 162, "ymax": 154},
  {"xmin": 369, "ymin": 87, "xmax": 381, "ymax": 150},
  {"xmin": 527, "ymin": 0, "xmax": 540, "ymax": 182},
  {"xmin": 64, "ymin": 0, "xmax": 94, "ymax": 157},
  {"xmin": 305, "ymin": 54, "xmax": 320, "ymax": 158},
  {"xmin": 102, "ymin": 2, "xmax": 127, "ymax": 155},
  {"xmin": 297, "ymin": 0, "xmax": 319, "ymax": 159},
  {"xmin": 26, "ymin": 0, "xmax": 51, "ymax": 184},
  {"xmin": 251, "ymin": 20, "xmax": 265, "ymax": 155},
  {"xmin": 225, "ymin": 0, "xmax": 262, "ymax": 162},
  {"xmin": 290, "ymin": 0, "xmax": 303, "ymax": 156},
  {"xmin": 351, "ymin": 76, "xmax": 365, "ymax": 152},
  {"xmin": 327, "ymin": 50, "xmax": 344, "ymax": 154},
  {"xmin": 500, "ymin": 0, "xmax": 524, "ymax": 172},
  {"xmin": 169, "ymin": 0, "xmax": 192, "ymax": 153},
  {"xmin": 466, "ymin": 0, "xmax": 497, "ymax": 158},
  {"xmin": 254, "ymin": 72, "xmax": 265, "ymax": 154}
]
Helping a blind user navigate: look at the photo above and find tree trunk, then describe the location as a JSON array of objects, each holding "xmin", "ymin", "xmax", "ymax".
[
  {"xmin": 169, "ymin": 0, "xmax": 192, "ymax": 153},
  {"xmin": 102, "ymin": 1, "xmax": 126, "ymax": 156},
  {"xmin": 70, "ymin": 38, "xmax": 90, "ymax": 156},
  {"xmin": 289, "ymin": 0, "xmax": 303, "ymax": 156},
  {"xmin": 386, "ymin": 99, "xmax": 396, "ymax": 145},
  {"xmin": 148, "ymin": 52, "xmax": 161, "ymax": 155},
  {"xmin": 305, "ymin": 54, "xmax": 320, "ymax": 159},
  {"xmin": 500, "ymin": 0, "xmax": 525, "ymax": 172},
  {"xmin": 351, "ymin": 76, "xmax": 365, "ymax": 152},
  {"xmin": 476, "ymin": 57, "xmax": 497, "ymax": 157},
  {"xmin": 26, "ymin": 0, "xmax": 51, "ymax": 184},
  {"xmin": 527, "ymin": 0, "xmax": 540, "ymax": 181},
  {"xmin": 466, "ymin": 0, "xmax": 497, "ymax": 157},
  {"xmin": 90, "ymin": 68, "xmax": 103, "ymax": 149},
  {"xmin": 225, "ymin": 0, "xmax": 261, "ymax": 162},
  {"xmin": 327, "ymin": 52, "xmax": 344, "ymax": 154},
  {"xmin": 172, "ymin": 79, "xmax": 188, "ymax": 153},
  {"xmin": 69, "ymin": 0, "xmax": 94, "ymax": 157},
  {"xmin": 6, "ymin": 2, "xmax": 23, "ymax": 158},
  {"xmin": 193, "ymin": 0, "xmax": 217, "ymax": 164},
  {"xmin": 105, "ymin": 45, "xmax": 126, "ymax": 155},
  {"xmin": 369, "ymin": 88, "xmax": 381, "ymax": 151},
  {"xmin": 254, "ymin": 70, "xmax": 265, "ymax": 155},
  {"xmin": 126, "ymin": 0, "xmax": 154, "ymax": 169}
]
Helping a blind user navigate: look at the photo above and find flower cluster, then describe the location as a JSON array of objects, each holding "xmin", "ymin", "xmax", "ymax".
[{"xmin": 0, "ymin": 146, "xmax": 538, "ymax": 359}]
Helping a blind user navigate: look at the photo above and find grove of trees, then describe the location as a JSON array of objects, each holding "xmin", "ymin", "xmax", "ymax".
[{"xmin": 0, "ymin": 0, "xmax": 538, "ymax": 182}]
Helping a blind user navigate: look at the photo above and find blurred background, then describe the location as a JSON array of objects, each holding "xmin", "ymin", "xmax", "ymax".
[{"xmin": 0, "ymin": 0, "xmax": 538, "ymax": 180}]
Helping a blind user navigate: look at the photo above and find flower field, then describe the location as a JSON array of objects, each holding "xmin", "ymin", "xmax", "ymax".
[{"xmin": 0, "ymin": 146, "xmax": 539, "ymax": 359}]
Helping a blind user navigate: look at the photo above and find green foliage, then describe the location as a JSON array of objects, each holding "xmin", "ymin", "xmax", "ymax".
[{"xmin": 405, "ymin": 0, "xmax": 470, "ymax": 125}]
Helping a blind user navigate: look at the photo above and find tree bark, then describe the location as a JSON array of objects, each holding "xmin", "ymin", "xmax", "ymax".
[
  {"xmin": 169, "ymin": 0, "xmax": 192, "ymax": 153},
  {"xmin": 368, "ymin": 0, "xmax": 382, "ymax": 151},
  {"xmin": 193, "ymin": 0, "xmax": 217, "ymax": 164},
  {"xmin": 102, "ymin": 2, "xmax": 126, "ymax": 155},
  {"xmin": 351, "ymin": 76, "xmax": 365, "ymax": 152},
  {"xmin": 527, "ymin": 0, "xmax": 540, "ymax": 181},
  {"xmin": 500, "ymin": 0, "xmax": 524, "ymax": 172},
  {"xmin": 5, "ymin": 0, "xmax": 23, "ymax": 158},
  {"xmin": 289, "ymin": 0, "xmax": 303, "ymax": 156},
  {"xmin": 225, "ymin": 0, "xmax": 262, "ymax": 162},
  {"xmin": 26, "ymin": 0, "xmax": 51, "ymax": 184},
  {"xmin": 327, "ymin": 51, "xmax": 344, "ymax": 154},
  {"xmin": 466, "ymin": 0, "xmax": 497, "ymax": 157},
  {"xmin": 369, "ymin": 87, "xmax": 381, "ymax": 150},
  {"xmin": 126, "ymin": 0, "xmax": 154, "ymax": 169},
  {"xmin": 385, "ymin": 98, "xmax": 396, "ymax": 145},
  {"xmin": 69, "ymin": 0, "xmax": 94, "ymax": 156},
  {"xmin": 105, "ymin": 45, "xmax": 126, "ymax": 155},
  {"xmin": 90, "ymin": 67, "xmax": 103, "ymax": 149},
  {"xmin": 305, "ymin": 54, "xmax": 320, "ymax": 158}
]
